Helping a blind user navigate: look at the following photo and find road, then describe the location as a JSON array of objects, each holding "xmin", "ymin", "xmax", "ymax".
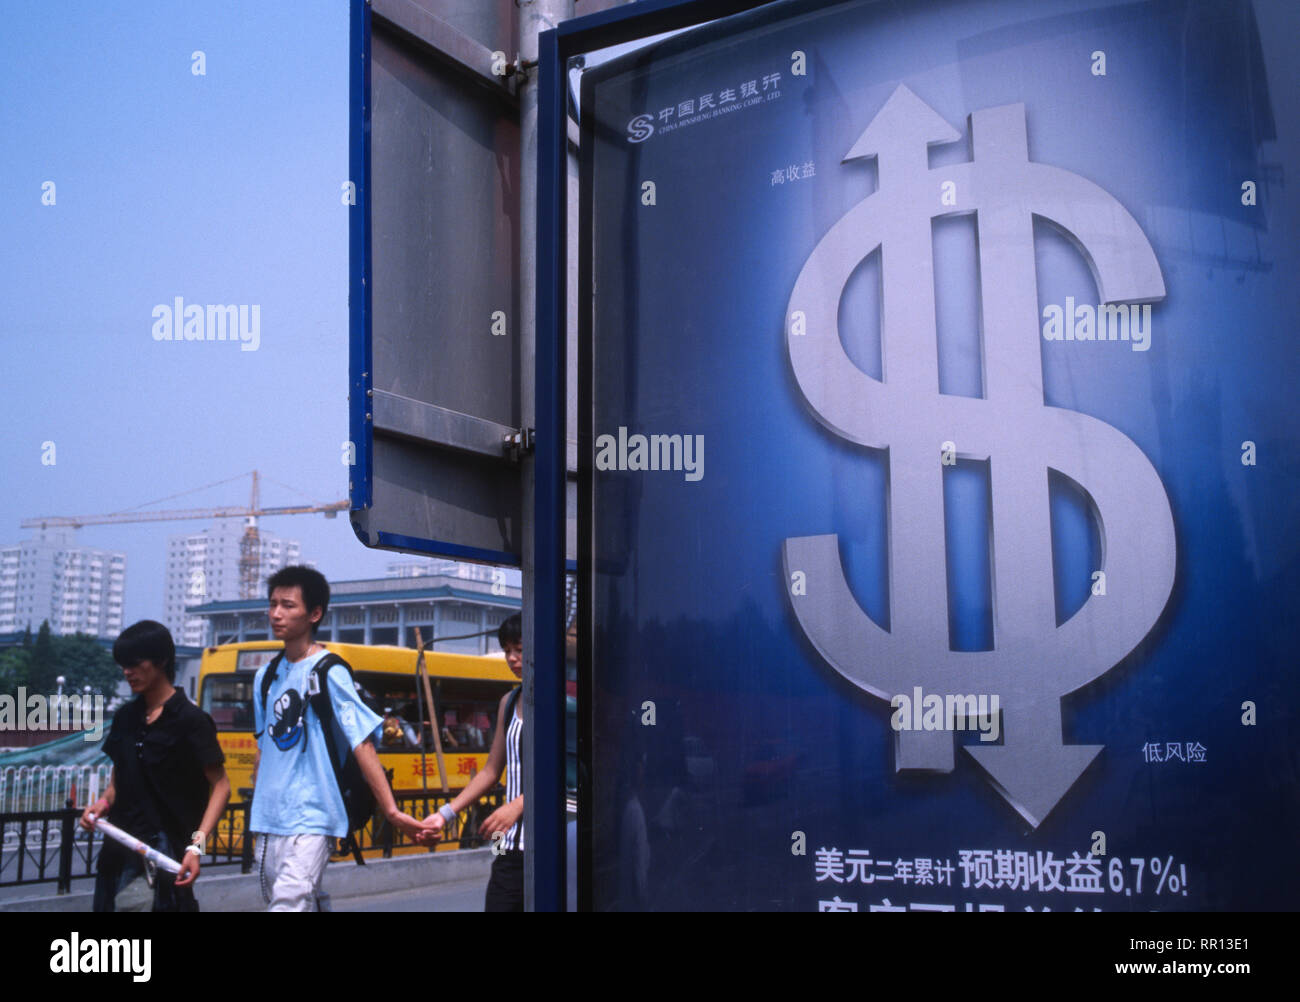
[{"xmin": 331, "ymin": 875, "xmax": 488, "ymax": 912}]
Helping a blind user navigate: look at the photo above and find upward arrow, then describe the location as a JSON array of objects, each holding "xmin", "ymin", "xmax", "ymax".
[{"xmin": 843, "ymin": 84, "xmax": 961, "ymax": 190}]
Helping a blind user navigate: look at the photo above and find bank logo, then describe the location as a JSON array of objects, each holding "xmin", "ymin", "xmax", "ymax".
[
  {"xmin": 627, "ymin": 114, "xmax": 654, "ymax": 143},
  {"xmin": 625, "ymin": 71, "xmax": 782, "ymax": 143},
  {"xmin": 782, "ymin": 86, "xmax": 1175, "ymax": 828}
]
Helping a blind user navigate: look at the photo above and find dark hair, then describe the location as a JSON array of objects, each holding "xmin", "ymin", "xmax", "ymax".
[
  {"xmin": 113, "ymin": 620, "xmax": 177, "ymax": 682},
  {"xmin": 498, "ymin": 613, "xmax": 521, "ymax": 650},
  {"xmin": 267, "ymin": 565, "xmax": 330, "ymax": 634}
]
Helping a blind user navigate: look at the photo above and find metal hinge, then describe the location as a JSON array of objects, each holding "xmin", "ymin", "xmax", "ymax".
[
  {"xmin": 503, "ymin": 55, "xmax": 537, "ymax": 81},
  {"xmin": 503, "ymin": 428, "xmax": 535, "ymax": 462}
]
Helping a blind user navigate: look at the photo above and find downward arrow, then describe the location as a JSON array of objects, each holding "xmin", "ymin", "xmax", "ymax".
[{"xmin": 964, "ymin": 702, "xmax": 1101, "ymax": 829}]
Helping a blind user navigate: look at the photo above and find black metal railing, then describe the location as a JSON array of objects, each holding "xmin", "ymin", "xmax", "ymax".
[
  {"xmin": 0, "ymin": 788, "xmax": 505, "ymax": 891},
  {"xmin": 342, "ymin": 788, "xmax": 505, "ymax": 860},
  {"xmin": 0, "ymin": 803, "xmax": 88, "ymax": 891}
]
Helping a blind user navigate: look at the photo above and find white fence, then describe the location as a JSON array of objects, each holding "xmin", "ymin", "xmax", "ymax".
[{"xmin": 0, "ymin": 764, "xmax": 111, "ymax": 814}]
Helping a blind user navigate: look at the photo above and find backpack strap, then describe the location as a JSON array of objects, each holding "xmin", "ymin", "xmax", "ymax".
[
  {"xmin": 306, "ymin": 652, "xmax": 349, "ymax": 773},
  {"xmin": 306, "ymin": 654, "xmax": 347, "ymax": 738},
  {"xmin": 307, "ymin": 653, "xmax": 368, "ymax": 866},
  {"xmin": 254, "ymin": 652, "xmax": 286, "ymax": 739}
]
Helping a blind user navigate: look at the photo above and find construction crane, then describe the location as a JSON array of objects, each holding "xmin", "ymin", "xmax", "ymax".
[{"xmin": 22, "ymin": 470, "xmax": 348, "ymax": 599}]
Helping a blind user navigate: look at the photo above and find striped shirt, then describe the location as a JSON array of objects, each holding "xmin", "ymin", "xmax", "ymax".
[{"xmin": 501, "ymin": 688, "xmax": 523, "ymax": 851}]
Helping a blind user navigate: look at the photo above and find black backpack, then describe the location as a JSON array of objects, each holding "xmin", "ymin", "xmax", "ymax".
[{"xmin": 258, "ymin": 651, "xmax": 376, "ymax": 863}]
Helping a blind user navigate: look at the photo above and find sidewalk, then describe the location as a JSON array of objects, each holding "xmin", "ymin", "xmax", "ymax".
[{"xmin": 0, "ymin": 847, "xmax": 494, "ymax": 912}]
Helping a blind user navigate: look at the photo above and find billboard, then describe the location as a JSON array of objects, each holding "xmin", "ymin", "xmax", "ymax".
[
  {"xmin": 350, "ymin": 0, "xmax": 584, "ymax": 569},
  {"xmin": 579, "ymin": 0, "xmax": 1299, "ymax": 910},
  {"xmin": 349, "ymin": 0, "xmax": 524, "ymax": 564}
]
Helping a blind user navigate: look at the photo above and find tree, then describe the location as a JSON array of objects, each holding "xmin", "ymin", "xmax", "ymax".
[
  {"xmin": 0, "ymin": 647, "xmax": 30, "ymax": 690},
  {"xmin": 28, "ymin": 621, "xmax": 58, "ymax": 693},
  {"xmin": 52, "ymin": 633, "xmax": 121, "ymax": 696},
  {"xmin": 0, "ymin": 625, "xmax": 121, "ymax": 696}
]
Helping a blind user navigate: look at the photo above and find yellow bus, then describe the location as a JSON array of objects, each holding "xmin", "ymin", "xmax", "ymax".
[{"xmin": 197, "ymin": 640, "xmax": 518, "ymax": 849}]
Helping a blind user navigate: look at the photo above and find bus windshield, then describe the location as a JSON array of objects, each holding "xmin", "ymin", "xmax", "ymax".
[{"xmin": 201, "ymin": 674, "xmax": 256, "ymax": 732}]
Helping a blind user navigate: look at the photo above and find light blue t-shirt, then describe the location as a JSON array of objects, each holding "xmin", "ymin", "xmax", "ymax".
[{"xmin": 250, "ymin": 650, "xmax": 382, "ymax": 837}]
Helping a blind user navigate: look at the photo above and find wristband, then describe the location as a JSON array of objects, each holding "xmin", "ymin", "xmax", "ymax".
[
  {"xmin": 184, "ymin": 844, "xmax": 203, "ymax": 857},
  {"xmin": 438, "ymin": 804, "xmax": 457, "ymax": 823}
]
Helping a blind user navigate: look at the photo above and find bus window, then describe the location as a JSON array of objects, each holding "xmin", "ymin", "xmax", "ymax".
[
  {"xmin": 435, "ymin": 679, "xmax": 511, "ymax": 754},
  {"xmin": 352, "ymin": 673, "xmax": 505, "ymax": 754},
  {"xmin": 201, "ymin": 675, "xmax": 256, "ymax": 732},
  {"xmin": 354, "ymin": 673, "xmax": 422, "ymax": 750}
]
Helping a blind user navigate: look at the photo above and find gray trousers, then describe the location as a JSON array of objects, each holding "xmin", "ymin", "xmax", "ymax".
[{"xmin": 258, "ymin": 833, "xmax": 333, "ymax": 912}]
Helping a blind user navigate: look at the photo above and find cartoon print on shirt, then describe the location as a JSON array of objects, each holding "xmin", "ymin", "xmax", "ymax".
[{"xmin": 270, "ymin": 688, "xmax": 305, "ymax": 750}]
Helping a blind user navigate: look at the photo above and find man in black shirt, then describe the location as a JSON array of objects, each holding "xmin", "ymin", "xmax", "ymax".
[{"xmin": 80, "ymin": 620, "xmax": 230, "ymax": 911}]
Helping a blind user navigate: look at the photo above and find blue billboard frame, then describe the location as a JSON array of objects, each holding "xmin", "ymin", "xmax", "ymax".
[
  {"xmin": 548, "ymin": 0, "xmax": 1300, "ymax": 915},
  {"xmin": 348, "ymin": 0, "xmax": 373, "ymax": 517},
  {"xmin": 347, "ymin": 0, "xmax": 525, "ymax": 569},
  {"xmin": 539, "ymin": 0, "xmax": 783, "ymax": 913}
]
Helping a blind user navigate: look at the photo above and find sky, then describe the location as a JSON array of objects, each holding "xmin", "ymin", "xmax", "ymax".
[{"xmin": 0, "ymin": 1, "xmax": 451, "ymax": 628}]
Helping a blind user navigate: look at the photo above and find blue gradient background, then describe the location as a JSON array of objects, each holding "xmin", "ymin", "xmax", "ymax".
[{"xmin": 585, "ymin": 0, "xmax": 1299, "ymax": 910}]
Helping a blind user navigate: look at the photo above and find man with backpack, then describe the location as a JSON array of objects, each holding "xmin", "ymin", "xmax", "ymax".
[{"xmin": 250, "ymin": 566, "xmax": 436, "ymax": 911}]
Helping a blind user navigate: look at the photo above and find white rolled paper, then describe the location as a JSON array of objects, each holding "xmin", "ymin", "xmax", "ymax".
[{"xmin": 92, "ymin": 816, "xmax": 183, "ymax": 875}]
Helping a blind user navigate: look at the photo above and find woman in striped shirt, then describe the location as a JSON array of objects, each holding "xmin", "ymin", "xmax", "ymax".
[{"xmin": 426, "ymin": 614, "xmax": 525, "ymax": 911}]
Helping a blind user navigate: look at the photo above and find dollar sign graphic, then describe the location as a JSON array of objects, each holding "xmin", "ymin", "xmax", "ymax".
[{"xmin": 783, "ymin": 86, "xmax": 1176, "ymax": 828}]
